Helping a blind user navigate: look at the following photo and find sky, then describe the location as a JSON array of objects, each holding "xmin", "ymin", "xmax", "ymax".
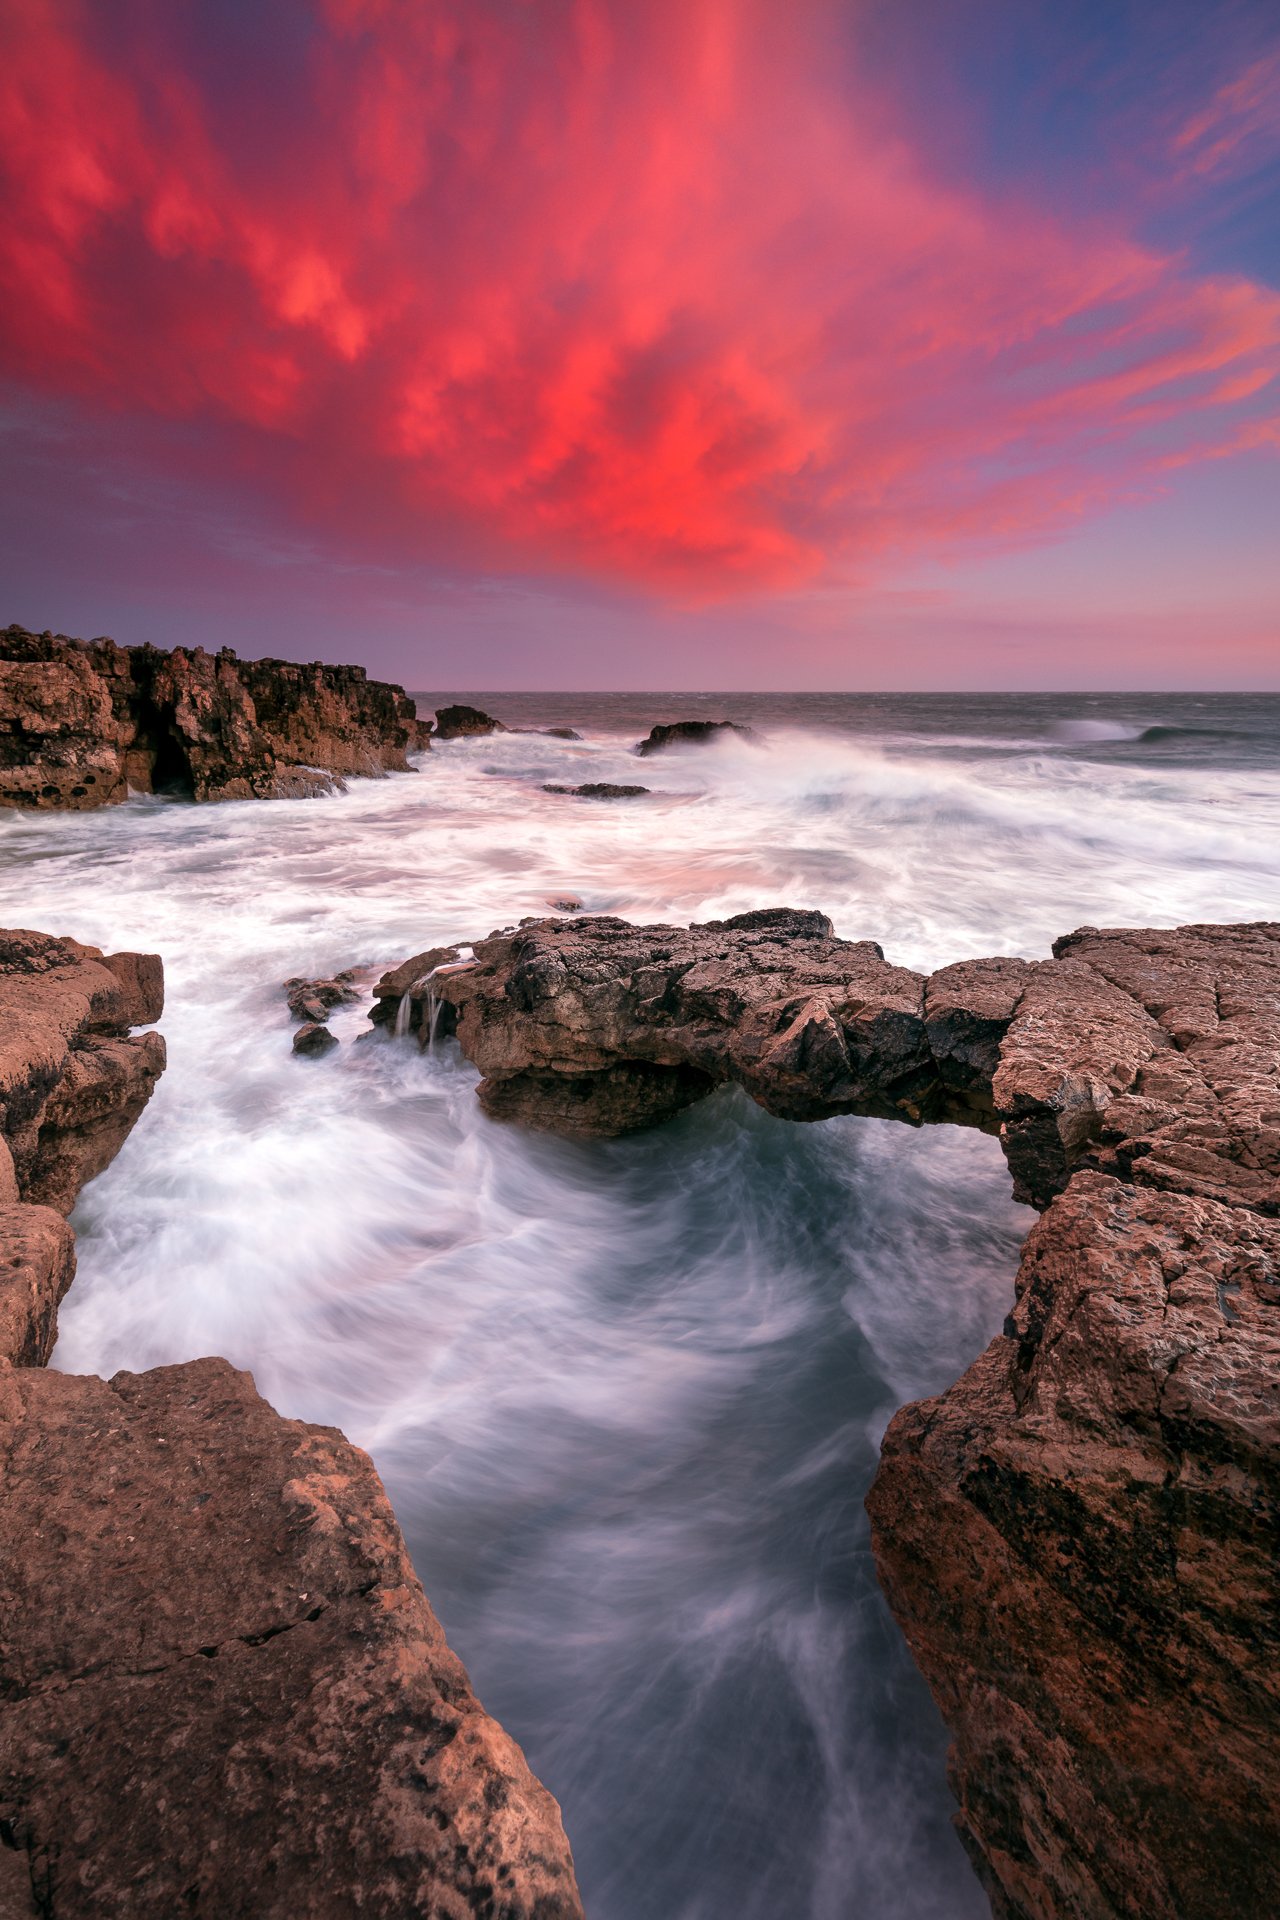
[{"xmin": 1, "ymin": 0, "xmax": 1277, "ymax": 689}]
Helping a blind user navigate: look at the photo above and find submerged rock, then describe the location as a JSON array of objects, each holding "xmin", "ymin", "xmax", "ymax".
[
  {"xmin": 400, "ymin": 908, "xmax": 1280, "ymax": 1918},
  {"xmin": 542, "ymin": 782, "xmax": 650, "ymax": 799},
  {"xmin": 0, "ymin": 1358, "xmax": 583, "ymax": 1920},
  {"xmin": 0, "ymin": 625, "xmax": 420, "ymax": 809},
  {"xmin": 633, "ymin": 719, "xmax": 754, "ymax": 755}
]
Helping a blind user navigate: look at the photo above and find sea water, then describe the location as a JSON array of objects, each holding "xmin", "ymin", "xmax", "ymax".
[{"xmin": 4, "ymin": 691, "xmax": 1278, "ymax": 1920}]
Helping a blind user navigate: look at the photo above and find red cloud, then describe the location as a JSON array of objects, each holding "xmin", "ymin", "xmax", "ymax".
[{"xmin": 2, "ymin": 0, "xmax": 1277, "ymax": 593}]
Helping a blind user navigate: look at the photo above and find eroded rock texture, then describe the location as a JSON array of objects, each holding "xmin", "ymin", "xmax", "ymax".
[
  {"xmin": 0, "ymin": 626, "xmax": 421, "ymax": 809},
  {"xmin": 385, "ymin": 910, "xmax": 1280, "ymax": 1919},
  {"xmin": 0, "ymin": 1359, "xmax": 583, "ymax": 1920},
  {"xmin": 0, "ymin": 927, "xmax": 583, "ymax": 1919},
  {"xmin": 0, "ymin": 928, "xmax": 165, "ymax": 1229},
  {"xmin": 868, "ymin": 1174, "xmax": 1280, "ymax": 1920}
]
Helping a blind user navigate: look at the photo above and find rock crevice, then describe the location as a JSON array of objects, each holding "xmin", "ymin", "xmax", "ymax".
[
  {"xmin": 0, "ymin": 926, "xmax": 583, "ymax": 1919},
  {"xmin": 378, "ymin": 908, "xmax": 1279, "ymax": 1920}
]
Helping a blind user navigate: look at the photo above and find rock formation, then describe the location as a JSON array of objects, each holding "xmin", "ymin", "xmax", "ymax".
[
  {"xmin": 0, "ymin": 1360, "xmax": 583, "ymax": 1920},
  {"xmin": 283, "ymin": 972, "xmax": 362, "ymax": 1023},
  {"xmin": 292, "ymin": 1020, "xmax": 339, "ymax": 1057},
  {"xmin": 0, "ymin": 625, "xmax": 422, "ymax": 809},
  {"xmin": 0, "ymin": 927, "xmax": 583, "ymax": 1918},
  {"xmin": 633, "ymin": 719, "xmax": 754, "ymax": 754},
  {"xmin": 0, "ymin": 928, "xmax": 166, "ymax": 1223},
  {"xmin": 542, "ymin": 782, "xmax": 650, "ymax": 799},
  {"xmin": 392, "ymin": 908, "xmax": 1280, "ymax": 1920},
  {"xmin": 431, "ymin": 703, "xmax": 507, "ymax": 740}
]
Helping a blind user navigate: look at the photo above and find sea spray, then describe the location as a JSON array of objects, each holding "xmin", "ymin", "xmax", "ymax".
[{"xmin": 3, "ymin": 690, "xmax": 1275, "ymax": 1920}]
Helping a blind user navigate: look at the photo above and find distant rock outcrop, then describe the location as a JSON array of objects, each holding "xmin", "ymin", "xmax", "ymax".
[
  {"xmin": 431, "ymin": 703, "xmax": 507, "ymax": 740},
  {"xmin": 394, "ymin": 909, "xmax": 1280, "ymax": 1920},
  {"xmin": 0, "ymin": 625, "xmax": 422, "ymax": 809},
  {"xmin": 634, "ymin": 719, "xmax": 754, "ymax": 755},
  {"xmin": 542, "ymin": 782, "xmax": 650, "ymax": 799}
]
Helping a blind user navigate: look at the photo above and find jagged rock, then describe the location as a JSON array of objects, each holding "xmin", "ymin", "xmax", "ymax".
[
  {"xmin": 0, "ymin": 1358, "xmax": 583, "ymax": 1920},
  {"xmin": 869, "ymin": 1174, "xmax": 1280, "ymax": 1920},
  {"xmin": 431, "ymin": 703, "xmax": 507, "ymax": 740},
  {"xmin": 542, "ymin": 783, "xmax": 650, "ymax": 799},
  {"xmin": 633, "ymin": 719, "xmax": 754, "ymax": 755},
  {"xmin": 426, "ymin": 908, "xmax": 998, "ymax": 1139},
  {"xmin": 0, "ymin": 941, "xmax": 583, "ymax": 1913},
  {"xmin": 396, "ymin": 910, "xmax": 1280, "ymax": 1918},
  {"xmin": 0, "ymin": 1204, "xmax": 75, "ymax": 1368},
  {"xmin": 283, "ymin": 975, "xmax": 361, "ymax": 1023},
  {"xmin": 0, "ymin": 626, "xmax": 419, "ymax": 809},
  {"xmin": 292, "ymin": 1022, "xmax": 339, "ymax": 1058},
  {"xmin": 0, "ymin": 928, "xmax": 166, "ymax": 1213},
  {"xmin": 368, "ymin": 947, "xmax": 464, "ymax": 1040}
]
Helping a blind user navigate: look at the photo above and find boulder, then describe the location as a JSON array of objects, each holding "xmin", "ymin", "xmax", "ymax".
[
  {"xmin": 283, "ymin": 975, "xmax": 361, "ymax": 1023},
  {"xmin": 431, "ymin": 704, "xmax": 507, "ymax": 740},
  {"xmin": 633, "ymin": 719, "xmax": 754, "ymax": 755},
  {"xmin": 292, "ymin": 1022, "xmax": 338, "ymax": 1058},
  {"xmin": 542, "ymin": 783, "xmax": 650, "ymax": 799}
]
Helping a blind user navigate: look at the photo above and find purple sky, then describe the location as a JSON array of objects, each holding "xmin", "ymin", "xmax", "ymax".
[{"xmin": 2, "ymin": 0, "xmax": 1277, "ymax": 687}]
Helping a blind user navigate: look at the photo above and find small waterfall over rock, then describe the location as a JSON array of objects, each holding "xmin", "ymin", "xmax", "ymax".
[{"xmin": 395, "ymin": 958, "xmax": 476, "ymax": 1048}]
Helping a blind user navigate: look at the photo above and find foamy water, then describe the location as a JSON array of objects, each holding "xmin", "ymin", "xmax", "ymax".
[{"xmin": 3, "ymin": 693, "xmax": 1277, "ymax": 1920}]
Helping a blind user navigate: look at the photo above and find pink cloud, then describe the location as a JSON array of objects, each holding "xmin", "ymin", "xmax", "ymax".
[{"xmin": 0, "ymin": 0, "xmax": 1277, "ymax": 595}]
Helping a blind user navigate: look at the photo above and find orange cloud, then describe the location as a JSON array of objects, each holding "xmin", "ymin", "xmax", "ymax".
[{"xmin": 0, "ymin": 0, "xmax": 1277, "ymax": 593}]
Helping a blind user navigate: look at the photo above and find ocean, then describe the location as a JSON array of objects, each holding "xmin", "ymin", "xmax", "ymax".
[{"xmin": 4, "ymin": 690, "xmax": 1278, "ymax": 1920}]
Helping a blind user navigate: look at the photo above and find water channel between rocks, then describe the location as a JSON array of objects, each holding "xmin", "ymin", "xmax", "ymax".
[{"xmin": 5, "ymin": 691, "xmax": 1278, "ymax": 1919}]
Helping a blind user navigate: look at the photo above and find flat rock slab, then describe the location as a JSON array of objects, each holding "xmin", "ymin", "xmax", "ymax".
[{"xmin": 0, "ymin": 1358, "xmax": 582, "ymax": 1920}]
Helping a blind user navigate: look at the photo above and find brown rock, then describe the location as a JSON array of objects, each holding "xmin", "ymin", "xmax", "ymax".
[
  {"xmin": 0, "ymin": 1204, "xmax": 75, "ymax": 1366},
  {"xmin": 0, "ymin": 928, "xmax": 165, "ymax": 1211},
  {"xmin": 385, "ymin": 910, "xmax": 1280, "ymax": 1917},
  {"xmin": 424, "ymin": 908, "xmax": 992, "ymax": 1136},
  {"xmin": 293, "ymin": 1022, "xmax": 339, "ymax": 1058},
  {"xmin": 0, "ymin": 626, "xmax": 420, "ymax": 810},
  {"xmin": 868, "ymin": 1174, "xmax": 1280, "ymax": 1920},
  {"xmin": 0, "ymin": 1358, "xmax": 583, "ymax": 1920},
  {"xmin": 283, "ymin": 976, "xmax": 360, "ymax": 1023}
]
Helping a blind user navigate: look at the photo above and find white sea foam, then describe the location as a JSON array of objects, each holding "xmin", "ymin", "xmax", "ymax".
[{"xmin": 2, "ymin": 696, "xmax": 1276, "ymax": 1920}]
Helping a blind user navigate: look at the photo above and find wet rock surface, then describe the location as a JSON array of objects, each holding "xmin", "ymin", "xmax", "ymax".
[
  {"xmin": 0, "ymin": 1359, "xmax": 583, "ymax": 1920},
  {"xmin": 869, "ymin": 1175, "xmax": 1280, "ymax": 1920},
  {"xmin": 402, "ymin": 910, "xmax": 1280, "ymax": 1919},
  {"xmin": 283, "ymin": 972, "xmax": 361, "ymax": 1023},
  {"xmin": 430, "ymin": 702, "xmax": 507, "ymax": 739},
  {"xmin": 0, "ymin": 626, "xmax": 419, "ymax": 808},
  {"xmin": 292, "ymin": 1021, "xmax": 339, "ymax": 1057},
  {"xmin": 633, "ymin": 718, "xmax": 754, "ymax": 754},
  {"xmin": 0, "ymin": 926, "xmax": 583, "ymax": 1919},
  {"xmin": 541, "ymin": 782, "xmax": 650, "ymax": 799},
  {"xmin": 0, "ymin": 928, "xmax": 165, "ymax": 1221}
]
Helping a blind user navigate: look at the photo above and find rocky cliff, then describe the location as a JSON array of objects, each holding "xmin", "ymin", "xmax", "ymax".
[
  {"xmin": 0, "ymin": 626, "xmax": 424, "ymax": 808},
  {"xmin": 0, "ymin": 929, "xmax": 582, "ymax": 1918},
  {"xmin": 384, "ymin": 909, "xmax": 1280, "ymax": 1920}
]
